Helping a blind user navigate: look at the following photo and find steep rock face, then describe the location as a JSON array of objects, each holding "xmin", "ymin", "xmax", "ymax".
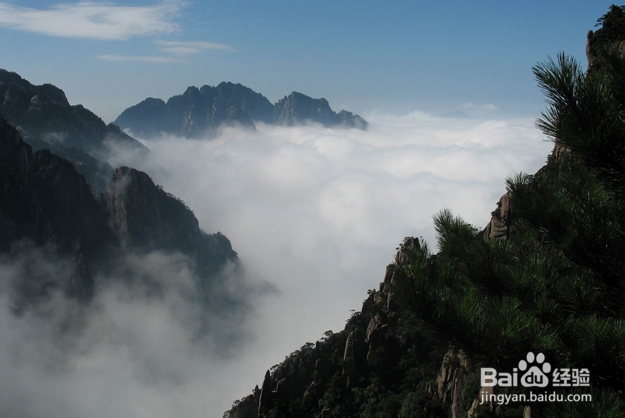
[
  {"xmin": 102, "ymin": 167, "xmax": 238, "ymax": 277},
  {"xmin": 0, "ymin": 115, "xmax": 116, "ymax": 308},
  {"xmin": 0, "ymin": 114, "xmax": 117, "ymax": 257},
  {"xmin": 0, "ymin": 69, "xmax": 147, "ymax": 160},
  {"xmin": 115, "ymin": 83, "xmax": 367, "ymax": 138},
  {"xmin": 338, "ymin": 109, "xmax": 368, "ymax": 129},
  {"xmin": 32, "ymin": 149, "xmax": 115, "ymax": 256},
  {"xmin": 67, "ymin": 253, "xmax": 95, "ymax": 302},
  {"xmin": 483, "ymin": 193, "xmax": 512, "ymax": 241},
  {"xmin": 114, "ymin": 97, "xmax": 168, "ymax": 136}
]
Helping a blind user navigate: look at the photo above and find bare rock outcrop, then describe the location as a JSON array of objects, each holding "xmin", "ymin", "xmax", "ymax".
[{"xmin": 484, "ymin": 193, "xmax": 512, "ymax": 241}]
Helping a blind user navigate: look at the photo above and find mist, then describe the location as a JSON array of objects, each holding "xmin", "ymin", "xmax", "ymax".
[
  {"xmin": 0, "ymin": 111, "xmax": 553, "ymax": 417},
  {"xmin": 0, "ymin": 239, "xmax": 276, "ymax": 418}
]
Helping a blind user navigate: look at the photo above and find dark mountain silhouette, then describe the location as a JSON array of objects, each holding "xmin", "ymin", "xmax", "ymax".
[
  {"xmin": 0, "ymin": 69, "xmax": 146, "ymax": 157},
  {"xmin": 102, "ymin": 166, "xmax": 237, "ymax": 279},
  {"xmin": 0, "ymin": 114, "xmax": 237, "ymax": 308},
  {"xmin": 0, "ymin": 69, "xmax": 147, "ymax": 195}
]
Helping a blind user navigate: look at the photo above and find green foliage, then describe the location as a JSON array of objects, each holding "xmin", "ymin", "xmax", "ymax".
[
  {"xmin": 394, "ymin": 29, "xmax": 625, "ymax": 414},
  {"xmin": 591, "ymin": 5, "xmax": 625, "ymax": 60}
]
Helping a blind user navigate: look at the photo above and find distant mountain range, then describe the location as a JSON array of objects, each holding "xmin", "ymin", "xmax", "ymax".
[{"xmin": 114, "ymin": 82, "xmax": 368, "ymax": 138}]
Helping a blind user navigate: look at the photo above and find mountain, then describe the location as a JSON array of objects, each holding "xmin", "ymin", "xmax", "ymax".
[
  {"xmin": 274, "ymin": 92, "xmax": 367, "ymax": 129},
  {"xmin": 0, "ymin": 114, "xmax": 54, "ymax": 251},
  {"xmin": 103, "ymin": 166, "xmax": 237, "ymax": 279},
  {"xmin": 114, "ymin": 83, "xmax": 367, "ymax": 138},
  {"xmin": 0, "ymin": 114, "xmax": 237, "ymax": 308},
  {"xmin": 114, "ymin": 83, "xmax": 274, "ymax": 138},
  {"xmin": 26, "ymin": 135, "xmax": 114, "ymax": 196},
  {"xmin": 225, "ymin": 7, "xmax": 625, "ymax": 418},
  {"xmin": 0, "ymin": 69, "xmax": 147, "ymax": 188},
  {"xmin": 0, "ymin": 69, "xmax": 146, "ymax": 156}
]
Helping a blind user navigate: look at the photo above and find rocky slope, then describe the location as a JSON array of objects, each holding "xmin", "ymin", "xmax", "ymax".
[
  {"xmin": 115, "ymin": 83, "xmax": 367, "ymax": 138},
  {"xmin": 225, "ymin": 238, "xmax": 473, "ymax": 418},
  {"xmin": 103, "ymin": 166, "xmax": 237, "ymax": 278},
  {"xmin": 0, "ymin": 69, "xmax": 147, "ymax": 165}
]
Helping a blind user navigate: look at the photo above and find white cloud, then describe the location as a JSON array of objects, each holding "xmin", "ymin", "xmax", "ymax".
[
  {"xmin": 155, "ymin": 40, "xmax": 234, "ymax": 56},
  {"xmin": 108, "ymin": 112, "xmax": 553, "ymax": 414},
  {"xmin": 95, "ymin": 41, "xmax": 234, "ymax": 64},
  {"xmin": 0, "ymin": 245, "xmax": 267, "ymax": 418},
  {"xmin": 463, "ymin": 102, "xmax": 499, "ymax": 112},
  {"xmin": 0, "ymin": 113, "xmax": 554, "ymax": 417},
  {"xmin": 97, "ymin": 54, "xmax": 184, "ymax": 63},
  {"xmin": 0, "ymin": 2, "xmax": 181, "ymax": 40}
]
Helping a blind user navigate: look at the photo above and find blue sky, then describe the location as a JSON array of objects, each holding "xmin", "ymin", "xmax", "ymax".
[{"xmin": 0, "ymin": 1, "xmax": 612, "ymax": 122}]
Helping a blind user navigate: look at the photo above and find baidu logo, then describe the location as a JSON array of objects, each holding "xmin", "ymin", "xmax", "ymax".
[
  {"xmin": 519, "ymin": 352, "xmax": 551, "ymax": 387},
  {"xmin": 480, "ymin": 352, "xmax": 590, "ymax": 388}
]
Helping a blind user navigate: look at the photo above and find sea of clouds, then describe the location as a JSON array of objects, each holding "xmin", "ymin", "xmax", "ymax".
[{"xmin": 0, "ymin": 111, "xmax": 553, "ymax": 417}]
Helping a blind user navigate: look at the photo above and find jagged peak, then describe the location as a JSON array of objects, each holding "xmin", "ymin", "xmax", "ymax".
[{"xmin": 115, "ymin": 82, "xmax": 367, "ymax": 136}]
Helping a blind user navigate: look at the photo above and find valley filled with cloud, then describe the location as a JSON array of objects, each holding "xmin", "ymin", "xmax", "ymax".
[
  {"xmin": 104, "ymin": 112, "xmax": 552, "ymax": 415},
  {"xmin": 0, "ymin": 110, "xmax": 554, "ymax": 417}
]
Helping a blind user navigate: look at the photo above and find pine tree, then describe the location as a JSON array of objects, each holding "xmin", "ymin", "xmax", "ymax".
[{"xmin": 394, "ymin": 9, "xmax": 625, "ymax": 416}]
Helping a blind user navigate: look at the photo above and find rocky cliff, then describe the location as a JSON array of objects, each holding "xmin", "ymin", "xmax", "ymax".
[
  {"xmin": 228, "ymin": 240, "xmax": 473, "ymax": 418},
  {"xmin": 102, "ymin": 166, "xmax": 237, "ymax": 278},
  {"xmin": 115, "ymin": 83, "xmax": 367, "ymax": 138},
  {"xmin": 226, "ymin": 238, "xmax": 459, "ymax": 417}
]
